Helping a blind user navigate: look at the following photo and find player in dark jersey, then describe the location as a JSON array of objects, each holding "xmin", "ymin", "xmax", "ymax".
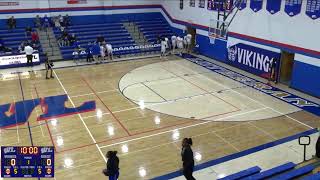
[
  {"xmin": 44, "ymin": 53, "xmax": 54, "ymax": 79},
  {"xmin": 268, "ymin": 58, "xmax": 278, "ymax": 84}
]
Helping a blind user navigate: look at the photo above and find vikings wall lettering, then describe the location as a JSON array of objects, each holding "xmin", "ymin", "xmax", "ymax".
[
  {"xmin": 181, "ymin": 54, "xmax": 320, "ymax": 116},
  {"xmin": 0, "ymin": 94, "xmax": 96, "ymax": 128},
  {"xmin": 227, "ymin": 43, "xmax": 281, "ymax": 79}
]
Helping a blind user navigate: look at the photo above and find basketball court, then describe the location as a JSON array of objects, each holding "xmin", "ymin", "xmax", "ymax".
[{"xmin": 0, "ymin": 53, "xmax": 319, "ymax": 179}]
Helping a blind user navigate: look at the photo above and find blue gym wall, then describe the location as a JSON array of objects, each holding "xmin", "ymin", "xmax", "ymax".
[{"xmin": 0, "ymin": 1, "xmax": 319, "ymax": 97}]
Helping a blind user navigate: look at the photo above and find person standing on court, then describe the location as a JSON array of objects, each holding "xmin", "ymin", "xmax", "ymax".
[
  {"xmin": 268, "ymin": 58, "xmax": 278, "ymax": 84},
  {"xmin": 24, "ymin": 43, "xmax": 34, "ymax": 67},
  {"xmin": 44, "ymin": 53, "xmax": 54, "ymax": 79},
  {"xmin": 171, "ymin": 35, "xmax": 177, "ymax": 53},
  {"xmin": 103, "ymin": 151, "xmax": 120, "ymax": 180},
  {"xmin": 186, "ymin": 33, "xmax": 192, "ymax": 53},
  {"xmin": 181, "ymin": 138, "xmax": 196, "ymax": 180}
]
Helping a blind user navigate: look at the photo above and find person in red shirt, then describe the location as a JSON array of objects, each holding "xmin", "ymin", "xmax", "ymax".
[{"xmin": 31, "ymin": 31, "xmax": 39, "ymax": 44}]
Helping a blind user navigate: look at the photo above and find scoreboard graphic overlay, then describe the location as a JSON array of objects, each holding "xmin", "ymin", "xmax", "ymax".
[{"xmin": 1, "ymin": 146, "xmax": 54, "ymax": 178}]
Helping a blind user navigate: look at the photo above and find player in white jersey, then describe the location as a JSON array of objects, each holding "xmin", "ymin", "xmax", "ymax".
[
  {"xmin": 186, "ymin": 34, "xmax": 192, "ymax": 53},
  {"xmin": 160, "ymin": 38, "xmax": 166, "ymax": 58},
  {"xmin": 106, "ymin": 44, "xmax": 113, "ymax": 60},
  {"xmin": 165, "ymin": 37, "xmax": 169, "ymax": 55},
  {"xmin": 177, "ymin": 36, "xmax": 184, "ymax": 56},
  {"xmin": 99, "ymin": 44, "xmax": 105, "ymax": 62},
  {"xmin": 171, "ymin": 35, "xmax": 177, "ymax": 53},
  {"xmin": 183, "ymin": 36, "xmax": 188, "ymax": 52}
]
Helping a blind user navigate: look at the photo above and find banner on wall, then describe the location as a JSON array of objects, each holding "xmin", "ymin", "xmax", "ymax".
[
  {"xmin": 208, "ymin": 0, "xmax": 233, "ymax": 11},
  {"xmin": 0, "ymin": 2, "xmax": 19, "ymax": 6},
  {"xmin": 306, "ymin": 0, "xmax": 320, "ymax": 19},
  {"xmin": 227, "ymin": 43, "xmax": 281, "ymax": 79},
  {"xmin": 238, "ymin": 0, "xmax": 247, "ymax": 10},
  {"xmin": 199, "ymin": 0, "xmax": 205, "ymax": 8},
  {"xmin": 266, "ymin": 0, "xmax": 282, "ymax": 14},
  {"xmin": 67, "ymin": 0, "xmax": 87, "ymax": 4},
  {"xmin": 285, "ymin": 0, "xmax": 302, "ymax": 17},
  {"xmin": 250, "ymin": 0, "xmax": 263, "ymax": 12}
]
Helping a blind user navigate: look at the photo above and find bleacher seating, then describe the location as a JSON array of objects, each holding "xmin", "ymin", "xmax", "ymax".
[
  {"xmin": 242, "ymin": 162, "xmax": 296, "ymax": 180},
  {"xmin": 136, "ymin": 19, "xmax": 174, "ymax": 44},
  {"xmin": 53, "ymin": 22, "xmax": 140, "ymax": 60},
  {"xmin": 0, "ymin": 28, "xmax": 45, "ymax": 61},
  {"xmin": 217, "ymin": 166, "xmax": 261, "ymax": 180},
  {"xmin": 221, "ymin": 162, "xmax": 318, "ymax": 180},
  {"xmin": 302, "ymin": 172, "xmax": 320, "ymax": 180}
]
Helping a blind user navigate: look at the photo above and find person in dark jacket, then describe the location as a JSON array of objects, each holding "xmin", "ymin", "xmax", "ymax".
[
  {"xmin": 181, "ymin": 138, "xmax": 196, "ymax": 180},
  {"xmin": 7, "ymin": 16, "xmax": 16, "ymax": 30},
  {"xmin": 316, "ymin": 135, "xmax": 320, "ymax": 158},
  {"xmin": 103, "ymin": 151, "xmax": 119, "ymax": 180}
]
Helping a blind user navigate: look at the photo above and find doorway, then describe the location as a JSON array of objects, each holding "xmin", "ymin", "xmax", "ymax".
[
  {"xmin": 279, "ymin": 51, "xmax": 295, "ymax": 85},
  {"xmin": 187, "ymin": 26, "xmax": 196, "ymax": 49}
]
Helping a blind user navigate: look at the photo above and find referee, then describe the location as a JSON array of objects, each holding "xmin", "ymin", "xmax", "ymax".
[
  {"xmin": 44, "ymin": 53, "xmax": 54, "ymax": 79},
  {"xmin": 24, "ymin": 43, "xmax": 34, "ymax": 67}
]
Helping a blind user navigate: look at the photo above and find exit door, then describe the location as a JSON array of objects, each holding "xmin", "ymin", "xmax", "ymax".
[{"xmin": 279, "ymin": 51, "xmax": 295, "ymax": 85}]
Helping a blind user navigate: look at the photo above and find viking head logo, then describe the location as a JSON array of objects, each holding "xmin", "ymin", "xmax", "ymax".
[{"xmin": 228, "ymin": 46, "xmax": 237, "ymax": 62}]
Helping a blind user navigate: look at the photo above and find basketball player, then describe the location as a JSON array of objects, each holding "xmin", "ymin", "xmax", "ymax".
[
  {"xmin": 177, "ymin": 36, "xmax": 184, "ymax": 56},
  {"xmin": 44, "ymin": 53, "xmax": 54, "ymax": 79},
  {"xmin": 186, "ymin": 33, "xmax": 192, "ymax": 53},
  {"xmin": 171, "ymin": 35, "xmax": 177, "ymax": 53},
  {"xmin": 106, "ymin": 44, "xmax": 113, "ymax": 61},
  {"xmin": 99, "ymin": 44, "xmax": 106, "ymax": 62},
  {"xmin": 160, "ymin": 38, "xmax": 166, "ymax": 58},
  {"xmin": 268, "ymin": 58, "xmax": 278, "ymax": 84},
  {"xmin": 183, "ymin": 35, "xmax": 188, "ymax": 52},
  {"xmin": 165, "ymin": 37, "xmax": 170, "ymax": 55}
]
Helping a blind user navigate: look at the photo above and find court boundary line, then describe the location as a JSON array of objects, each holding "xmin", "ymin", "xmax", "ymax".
[
  {"xmin": 81, "ymin": 77, "xmax": 132, "ymax": 136},
  {"xmin": 99, "ymin": 107, "xmax": 268, "ymax": 149},
  {"xmin": 174, "ymin": 57, "xmax": 314, "ymax": 129},
  {"xmin": 34, "ymin": 85, "xmax": 57, "ymax": 152},
  {"xmin": 160, "ymin": 64, "xmax": 240, "ymax": 111},
  {"xmin": 17, "ymin": 73, "xmax": 34, "ymax": 146},
  {"xmin": 152, "ymin": 128, "xmax": 318, "ymax": 180},
  {"xmin": 56, "ymin": 118, "xmax": 193, "ymax": 154},
  {"xmin": 53, "ymin": 70, "xmax": 107, "ymax": 162},
  {"xmin": 182, "ymin": 54, "xmax": 320, "ymax": 115}
]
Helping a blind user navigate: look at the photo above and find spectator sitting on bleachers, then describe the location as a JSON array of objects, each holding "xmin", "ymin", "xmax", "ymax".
[
  {"xmin": 68, "ymin": 33, "xmax": 77, "ymax": 46},
  {"xmin": 62, "ymin": 29, "xmax": 70, "ymax": 46},
  {"xmin": 52, "ymin": 16, "xmax": 61, "ymax": 29},
  {"xmin": 42, "ymin": 15, "xmax": 50, "ymax": 29},
  {"xmin": 18, "ymin": 41, "xmax": 27, "ymax": 52},
  {"xmin": 7, "ymin": 16, "xmax": 16, "ymax": 30},
  {"xmin": 96, "ymin": 34, "xmax": 105, "ymax": 45},
  {"xmin": 32, "ymin": 43, "xmax": 40, "ymax": 51},
  {"xmin": 59, "ymin": 15, "xmax": 64, "ymax": 26},
  {"xmin": 64, "ymin": 14, "xmax": 71, "ymax": 27},
  {"xmin": 34, "ymin": 15, "xmax": 42, "ymax": 30},
  {"xmin": 31, "ymin": 31, "xmax": 39, "ymax": 44},
  {"xmin": 0, "ymin": 43, "xmax": 12, "ymax": 53},
  {"xmin": 25, "ymin": 26, "xmax": 32, "ymax": 37}
]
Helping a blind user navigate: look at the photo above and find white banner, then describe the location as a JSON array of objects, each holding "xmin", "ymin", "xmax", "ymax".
[
  {"xmin": 0, "ymin": 53, "xmax": 40, "ymax": 66},
  {"xmin": 112, "ymin": 44, "xmax": 161, "ymax": 52}
]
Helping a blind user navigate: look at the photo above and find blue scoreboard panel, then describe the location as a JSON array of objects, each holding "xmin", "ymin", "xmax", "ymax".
[{"xmin": 1, "ymin": 146, "xmax": 54, "ymax": 178}]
